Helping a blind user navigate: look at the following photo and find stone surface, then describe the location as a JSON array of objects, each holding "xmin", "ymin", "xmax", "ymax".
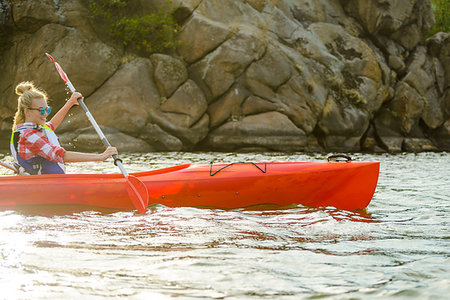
[
  {"xmin": 0, "ymin": 0, "xmax": 448, "ymax": 152},
  {"xmin": 204, "ymin": 112, "xmax": 307, "ymax": 151},
  {"xmin": 151, "ymin": 54, "xmax": 188, "ymax": 97},
  {"xmin": 59, "ymin": 126, "xmax": 152, "ymax": 152},
  {"xmin": 57, "ymin": 57, "xmax": 159, "ymax": 136},
  {"xmin": 160, "ymin": 79, "xmax": 208, "ymax": 128}
]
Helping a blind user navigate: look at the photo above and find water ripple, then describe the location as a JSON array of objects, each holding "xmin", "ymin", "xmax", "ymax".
[{"xmin": 0, "ymin": 152, "xmax": 449, "ymax": 299}]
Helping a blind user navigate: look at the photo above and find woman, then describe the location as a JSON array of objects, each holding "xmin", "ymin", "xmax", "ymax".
[{"xmin": 11, "ymin": 81, "xmax": 118, "ymax": 175}]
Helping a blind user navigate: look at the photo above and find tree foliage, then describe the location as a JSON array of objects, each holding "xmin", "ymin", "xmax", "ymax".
[
  {"xmin": 88, "ymin": 0, "xmax": 182, "ymax": 55},
  {"xmin": 427, "ymin": 0, "xmax": 450, "ymax": 37}
]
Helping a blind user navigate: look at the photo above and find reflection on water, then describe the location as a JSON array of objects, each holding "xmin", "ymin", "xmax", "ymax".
[{"xmin": 0, "ymin": 151, "xmax": 449, "ymax": 299}]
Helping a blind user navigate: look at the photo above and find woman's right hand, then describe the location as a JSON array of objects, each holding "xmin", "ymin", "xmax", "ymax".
[
  {"xmin": 101, "ymin": 146, "xmax": 118, "ymax": 160},
  {"xmin": 67, "ymin": 92, "xmax": 82, "ymax": 107}
]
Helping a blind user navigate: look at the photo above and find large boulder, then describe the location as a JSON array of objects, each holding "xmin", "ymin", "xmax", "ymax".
[
  {"xmin": 138, "ymin": 123, "xmax": 183, "ymax": 151},
  {"xmin": 177, "ymin": 14, "xmax": 231, "ymax": 63},
  {"xmin": 0, "ymin": 24, "xmax": 121, "ymax": 114},
  {"xmin": 342, "ymin": 0, "xmax": 434, "ymax": 50},
  {"xmin": 57, "ymin": 57, "xmax": 159, "ymax": 136},
  {"xmin": 151, "ymin": 53, "xmax": 188, "ymax": 97},
  {"xmin": 11, "ymin": 0, "xmax": 61, "ymax": 32},
  {"xmin": 317, "ymin": 97, "xmax": 370, "ymax": 151},
  {"xmin": 208, "ymin": 85, "xmax": 248, "ymax": 128},
  {"xmin": 189, "ymin": 31, "xmax": 265, "ymax": 102},
  {"xmin": 203, "ymin": 111, "xmax": 307, "ymax": 151},
  {"xmin": 59, "ymin": 126, "xmax": 152, "ymax": 152},
  {"xmin": 159, "ymin": 79, "xmax": 208, "ymax": 128},
  {"xmin": 310, "ymin": 22, "xmax": 386, "ymax": 113}
]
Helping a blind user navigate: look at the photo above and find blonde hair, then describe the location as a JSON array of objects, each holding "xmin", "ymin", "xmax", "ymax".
[{"xmin": 13, "ymin": 81, "xmax": 48, "ymax": 130}]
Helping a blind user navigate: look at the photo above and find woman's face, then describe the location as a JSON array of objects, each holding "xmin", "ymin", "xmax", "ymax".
[{"xmin": 25, "ymin": 97, "xmax": 49, "ymax": 125}]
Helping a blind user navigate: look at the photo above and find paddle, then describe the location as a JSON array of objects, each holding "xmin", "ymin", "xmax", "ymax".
[
  {"xmin": 0, "ymin": 160, "xmax": 18, "ymax": 173},
  {"xmin": 45, "ymin": 53, "xmax": 149, "ymax": 214}
]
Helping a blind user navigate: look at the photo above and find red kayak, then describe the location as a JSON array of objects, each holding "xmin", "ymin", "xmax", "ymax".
[{"xmin": 0, "ymin": 160, "xmax": 379, "ymax": 211}]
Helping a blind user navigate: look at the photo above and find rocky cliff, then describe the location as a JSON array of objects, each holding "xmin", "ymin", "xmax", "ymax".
[{"xmin": 0, "ymin": 0, "xmax": 449, "ymax": 152}]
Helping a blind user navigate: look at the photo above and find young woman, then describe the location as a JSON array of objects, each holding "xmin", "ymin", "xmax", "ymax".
[{"xmin": 11, "ymin": 81, "xmax": 118, "ymax": 175}]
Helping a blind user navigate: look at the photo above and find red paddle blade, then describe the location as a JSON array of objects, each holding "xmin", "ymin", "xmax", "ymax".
[
  {"xmin": 125, "ymin": 175, "xmax": 149, "ymax": 214},
  {"xmin": 45, "ymin": 53, "xmax": 70, "ymax": 83}
]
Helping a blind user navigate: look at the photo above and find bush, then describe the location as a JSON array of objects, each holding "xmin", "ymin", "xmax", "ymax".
[
  {"xmin": 427, "ymin": 0, "xmax": 450, "ymax": 37},
  {"xmin": 88, "ymin": 0, "xmax": 182, "ymax": 54}
]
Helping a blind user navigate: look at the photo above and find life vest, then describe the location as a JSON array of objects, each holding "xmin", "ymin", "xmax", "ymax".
[{"xmin": 10, "ymin": 123, "xmax": 66, "ymax": 175}]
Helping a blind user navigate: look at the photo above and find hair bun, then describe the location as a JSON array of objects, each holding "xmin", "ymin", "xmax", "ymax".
[{"xmin": 15, "ymin": 81, "xmax": 34, "ymax": 96}]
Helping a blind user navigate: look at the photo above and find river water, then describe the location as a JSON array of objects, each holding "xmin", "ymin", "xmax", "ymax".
[{"xmin": 0, "ymin": 151, "xmax": 448, "ymax": 299}]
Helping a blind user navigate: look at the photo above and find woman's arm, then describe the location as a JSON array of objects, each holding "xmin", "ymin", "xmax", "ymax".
[
  {"xmin": 50, "ymin": 92, "xmax": 81, "ymax": 129},
  {"xmin": 63, "ymin": 146, "xmax": 118, "ymax": 163}
]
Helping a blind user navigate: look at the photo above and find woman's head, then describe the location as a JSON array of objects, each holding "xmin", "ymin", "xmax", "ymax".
[{"xmin": 13, "ymin": 82, "xmax": 49, "ymax": 128}]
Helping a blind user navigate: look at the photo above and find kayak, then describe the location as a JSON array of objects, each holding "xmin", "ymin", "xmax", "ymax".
[{"xmin": 0, "ymin": 160, "xmax": 379, "ymax": 211}]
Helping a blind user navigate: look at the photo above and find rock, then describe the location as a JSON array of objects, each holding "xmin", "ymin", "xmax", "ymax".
[
  {"xmin": 277, "ymin": 76, "xmax": 322, "ymax": 134},
  {"xmin": 149, "ymin": 110, "xmax": 209, "ymax": 148},
  {"xmin": 48, "ymin": 28, "xmax": 122, "ymax": 99},
  {"xmin": 245, "ymin": 44, "xmax": 292, "ymax": 92},
  {"xmin": 139, "ymin": 0, "xmax": 201, "ymax": 14},
  {"xmin": 1, "ymin": 22, "xmax": 120, "ymax": 114},
  {"xmin": 0, "ymin": 23, "xmax": 68, "ymax": 114},
  {"xmin": 203, "ymin": 112, "xmax": 307, "ymax": 151},
  {"xmin": 426, "ymin": 33, "xmax": 450, "ymax": 90},
  {"xmin": 317, "ymin": 97, "xmax": 370, "ymax": 151},
  {"xmin": 431, "ymin": 120, "xmax": 450, "ymax": 151},
  {"xmin": 195, "ymin": 0, "xmax": 263, "ymax": 26},
  {"xmin": 361, "ymin": 125, "xmax": 384, "ymax": 152},
  {"xmin": 402, "ymin": 138, "xmax": 438, "ymax": 152},
  {"xmin": 309, "ymin": 22, "xmax": 385, "ymax": 113},
  {"xmin": 139, "ymin": 123, "xmax": 183, "ymax": 151},
  {"xmin": 0, "ymin": 0, "xmax": 9, "ymax": 22},
  {"xmin": 151, "ymin": 53, "xmax": 188, "ymax": 97},
  {"xmin": 422, "ymin": 87, "xmax": 445, "ymax": 129},
  {"xmin": 2, "ymin": 22, "xmax": 121, "ymax": 115},
  {"xmin": 342, "ymin": 0, "xmax": 434, "ymax": 50},
  {"xmin": 177, "ymin": 14, "xmax": 231, "ymax": 63},
  {"xmin": 0, "ymin": 0, "xmax": 448, "ymax": 153},
  {"xmin": 189, "ymin": 31, "xmax": 265, "ymax": 102},
  {"xmin": 58, "ymin": 57, "xmax": 159, "ymax": 135},
  {"xmin": 59, "ymin": 126, "xmax": 152, "ymax": 152},
  {"xmin": 11, "ymin": 0, "xmax": 61, "ymax": 32},
  {"xmin": 208, "ymin": 86, "xmax": 247, "ymax": 128},
  {"xmin": 390, "ymin": 81, "xmax": 424, "ymax": 134},
  {"xmin": 388, "ymin": 55, "xmax": 406, "ymax": 73},
  {"xmin": 261, "ymin": 3, "xmax": 299, "ymax": 41},
  {"xmin": 160, "ymin": 79, "xmax": 208, "ymax": 128},
  {"xmin": 242, "ymin": 96, "xmax": 280, "ymax": 116},
  {"xmin": 388, "ymin": 0, "xmax": 435, "ymax": 50},
  {"xmin": 374, "ymin": 107, "xmax": 405, "ymax": 152},
  {"xmin": 403, "ymin": 47, "xmax": 435, "ymax": 95}
]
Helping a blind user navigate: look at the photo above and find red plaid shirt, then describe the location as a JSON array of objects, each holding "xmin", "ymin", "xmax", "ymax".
[{"xmin": 16, "ymin": 122, "xmax": 66, "ymax": 163}]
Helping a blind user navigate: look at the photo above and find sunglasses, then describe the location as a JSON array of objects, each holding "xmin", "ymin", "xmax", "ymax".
[{"xmin": 28, "ymin": 106, "xmax": 52, "ymax": 115}]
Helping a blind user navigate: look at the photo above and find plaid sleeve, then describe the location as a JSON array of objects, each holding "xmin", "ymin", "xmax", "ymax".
[
  {"xmin": 19, "ymin": 129, "xmax": 66, "ymax": 163},
  {"xmin": 46, "ymin": 122, "xmax": 56, "ymax": 131}
]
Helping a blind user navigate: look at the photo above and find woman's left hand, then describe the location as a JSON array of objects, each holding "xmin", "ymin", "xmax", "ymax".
[{"xmin": 67, "ymin": 92, "xmax": 82, "ymax": 107}]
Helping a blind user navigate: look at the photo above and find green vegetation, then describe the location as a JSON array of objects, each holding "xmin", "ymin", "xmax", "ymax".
[
  {"xmin": 243, "ymin": 0, "xmax": 278, "ymax": 12},
  {"xmin": 87, "ymin": 0, "xmax": 182, "ymax": 55},
  {"xmin": 326, "ymin": 75, "xmax": 367, "ymax": 106},
  {"xmin": 427, "ymin": 0, "xmax": 450, "ymax": 37}
]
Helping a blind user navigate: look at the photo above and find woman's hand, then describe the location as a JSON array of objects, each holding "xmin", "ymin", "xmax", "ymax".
[
  {"xmin": 50, "ymin": 91, "xmax": 83, "ymax": 128},
  {"xmin": 67, "ymin": 92, "xmax": 82, "ymax": 107},
  {"xmin": 64, "ymin": 147, "xmax": 119, "ymax": 162},
  {"xmin": 101, "ymin": 146, "xmax": 118, "ymax": 161}
]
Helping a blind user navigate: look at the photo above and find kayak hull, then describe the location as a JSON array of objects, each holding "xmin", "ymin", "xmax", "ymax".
[{"xmin": 0, "ymin": 161, "xmax": 380, "ymax": 211}]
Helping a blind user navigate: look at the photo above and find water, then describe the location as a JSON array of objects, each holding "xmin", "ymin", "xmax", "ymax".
[{"xmin": 0, "ymin": 151, "xmax": 449, "ymax": 299}]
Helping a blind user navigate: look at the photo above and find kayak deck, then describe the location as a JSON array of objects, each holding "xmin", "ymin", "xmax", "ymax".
[{"xmin": 0, "ymin": 161, "xmax": 380, "ymax": 211}]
